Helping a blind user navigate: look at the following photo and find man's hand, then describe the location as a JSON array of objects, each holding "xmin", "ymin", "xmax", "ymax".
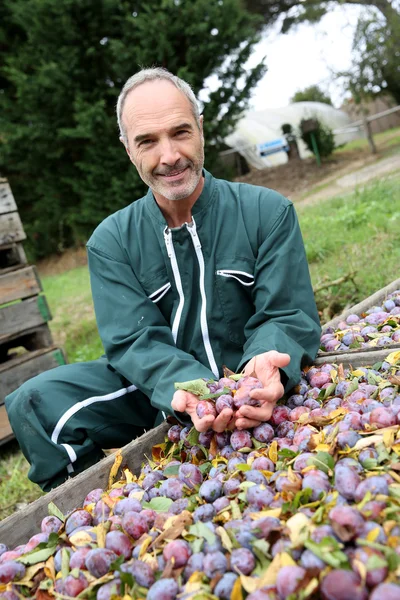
[
  {"xmin": 235, "ymin": 350, "xmax": 290, "ymax": 430},
  {"xmin": 171, "ymin": 390, "xmax": 234, "ymax": 433}
]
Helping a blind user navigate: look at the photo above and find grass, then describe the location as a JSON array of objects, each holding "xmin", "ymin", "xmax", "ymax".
[
  {"xmin": 1, "ymin": 172, "xmax": 400, "ymax": 520},
  {"xmin": 298, "ymin": 174, "xmax": 400, "ymax": 320},
  {"xmin": 334, "ymin": 126, "xmax": 400, "ymax": 156}
]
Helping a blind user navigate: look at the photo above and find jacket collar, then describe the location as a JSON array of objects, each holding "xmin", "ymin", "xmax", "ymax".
[{"xmin": 144, "ymin": 169, "xmax": 216, "ymax": 225}]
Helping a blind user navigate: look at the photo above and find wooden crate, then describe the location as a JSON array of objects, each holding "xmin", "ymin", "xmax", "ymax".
[
  {"xmin": 318, "ymin": 277, "xmax": 400, "ymax": 360},
  {"xmin": 0, "ymin": 346, "xmax": 397, "ymax": 547},
  {"xmin": 0, "ymin": 347, "xmax": 66, "ymax": 409},
  {"xmin": 0, "ymin": 180, "xmax": 67, "ymax": 444},
  {"xmin": 0, "ymin": 422, "xmax": 169, "ymax": 547}
]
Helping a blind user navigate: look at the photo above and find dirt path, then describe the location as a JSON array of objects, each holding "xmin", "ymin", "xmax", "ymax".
[{"xmin": 296, "ymin": 153, "xmax": 400, "ymax": 206}]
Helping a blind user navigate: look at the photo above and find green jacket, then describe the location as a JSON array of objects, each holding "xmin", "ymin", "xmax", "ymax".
[{"xmin": 87, "ymin": 170, "xmax": 321, "ymax": 416}]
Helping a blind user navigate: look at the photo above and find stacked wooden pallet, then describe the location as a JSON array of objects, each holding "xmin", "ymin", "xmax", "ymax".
[{"xmin": 0, "ymin": 179, "xmax": 66, "ymax": 445}]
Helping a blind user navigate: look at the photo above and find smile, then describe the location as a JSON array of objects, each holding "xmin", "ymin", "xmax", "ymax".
[{"xmin": 161, "ymin": 167, "xmax": 188, "ymax": 179}]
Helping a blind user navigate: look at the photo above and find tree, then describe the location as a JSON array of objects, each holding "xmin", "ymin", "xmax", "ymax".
[
  {"xmin": 245, "ymin": 0, "xmax": 400, "ymax": 35},
  {"xmin": 290, "ymin": 85, "xmax": 332, "ymax": 105},
  {"xmin": 0, "ymin": 0, "xmax": 266, "ymax": 259},
  {"xmin": 337, "ymin": 10, "xmax": 400, "ymax": 104}
]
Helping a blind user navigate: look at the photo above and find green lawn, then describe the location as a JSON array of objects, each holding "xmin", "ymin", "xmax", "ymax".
[{"xmin": 1, "ymin": 173, "xmax": 399, "ymax": 520}]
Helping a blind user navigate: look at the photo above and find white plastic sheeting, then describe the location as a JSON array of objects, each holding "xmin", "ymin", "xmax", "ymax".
[{"xmin": 224, "ymin": 102, "xmax": 360, "ymax": 168}]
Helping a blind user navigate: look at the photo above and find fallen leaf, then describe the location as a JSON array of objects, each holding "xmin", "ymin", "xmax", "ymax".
[{"xmin": 108, "ymin": 451, "xmax": 123, "ymax": 489}]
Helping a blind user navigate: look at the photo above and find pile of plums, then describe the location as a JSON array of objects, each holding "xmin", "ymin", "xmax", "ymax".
[
  {"xmin": 0, "ymin": 361, "xmax": 400, "ymax": 599},
  {"xmin": 320, "ymin": 290, "xmax": 400, "ymax": 353}
]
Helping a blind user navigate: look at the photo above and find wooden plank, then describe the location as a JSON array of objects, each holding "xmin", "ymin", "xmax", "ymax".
[
  {"xmin": 0, "ymin": 297, "xmax": 52, "ymax": 340},
  {"xmin": 314, "ymin": 348, "xmax": 396, "ymax": 368},
  {"xmin": 322, "ymin": 278, "xmax": 400, "ymax": 331},
  {"xmin": 0, "ymin": 422, "xmax": 169, "ymax": 548},
  {"xmin": 0, "ymin": 212, "xmax": 26, "ymax": 246},
  {"xmin": 0, "ymin": 183, "xmax": 17, "ymax": 215},
  {"xmin": 0, "ymin": 346, "xmax": 66, "ymax": 404},
  {"xmin": 0, "ymin": 266, "xmax": 42, "ymax": 305},
  {"xmin": 0, "ymin": 405, "xmax": 14, "ymax": 446},
  {"xmin": 0, "ymin": 323, "xmax": 54, "ymax": 363},
  {"xmin": 0, "ymin": 243, "xmax": 27, "ymax": 275}
]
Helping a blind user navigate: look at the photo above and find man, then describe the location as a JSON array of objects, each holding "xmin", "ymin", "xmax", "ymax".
[{"xmin": 6, "ymin": 68, "xmax": 321, "ymax": 491}]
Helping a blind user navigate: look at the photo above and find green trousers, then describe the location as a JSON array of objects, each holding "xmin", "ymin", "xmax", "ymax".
[{"xmin": 5, "ymin": 357, "xmax": 161, "ymax": 492}]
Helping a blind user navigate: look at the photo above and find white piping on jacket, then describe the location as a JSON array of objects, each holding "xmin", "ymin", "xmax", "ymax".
[
  {"xmin": 187, "ymin": 219, "xmax": 219, "ymax": 378},
  {"xmin": 163, "ymin": 227, "xmax": 185, "ymax": 344},
  {"xmin": 216, "ymin": 269, "xmax": 255, "ymax": 286},
  {"xmin": 51, "ymin": 383, "xmax": 138, "ymax": 463},
  {"xmin": 149, "ymin": 282, "xmax": 172, "ymax": 303}
]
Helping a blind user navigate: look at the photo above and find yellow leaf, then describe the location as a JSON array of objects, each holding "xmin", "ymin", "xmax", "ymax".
[
  {"xmin": 315, "ymin": 444, "xmax": 331, "ymax": 453},
  {"xmin": 188, "ymin": 571, "xmax": 204, "ymax": 584},
  {"xmin": 231, "ymin": 576, "xmax": 244, "ymax": 600},
  {"xmin": 330, "ymin": 369, "xmax": 338, "ymax": 383},
  {"xmin": 108, "ymin": 451, "xmax": 123, "ymax": 489},
  {"xmin": 69, "ymin": 530, "xmax": 94, "ymax": 547},
  {"xmin": 239, "ymin": 574, "xmax": 257, "ymax": 594},
  {"xmin": 286, "ymin": 513, "xmax": 312, "ymax": 548},
  {"xmin": 257, "ymin": 553, "xmax": 295, "ymax": 587},
  {"xmin": 216, "ymin": 526, "xmax": 233, "ymax": 552},
  {"xmin": 385, "ymin": 350, "xmax": 400, "ymax": 366},
  {"xmin": 15, "ymin": 563, "xmax": 46, "ymax": 586},
  {"xmin": 140, "ymin": 553, "xmax": 158, "ymax": 571},
  {"xmin": 44, "ymin": 556, "xmax": 55, "ymax": 580},
  {"xmin": 352, "ymin": 369, "xmax": 366, "ymax": 377},
  {"xmin": 96, "ymin": 522, "xmax": 106, "ymax": 549},
  {"xmin": 366, "ymin": 527, "xmax": 381, "ymax": 542},
  {"xmin": 353, "ymin": 559, "xmax": 367, "ymax": 585},
  {"xmin": 138, "ymin": 536, "xmax": 153, "ymax": 559},
  {"xmin": 389, "ymin": 470, "xmax": 400, "ymax": 484},
  {"xmin": 383, "ymin": 429, "xmax": 396, "ymax": 448},
  {"xmin": 303, "ymin": 577, "xmax": 319, "ymax": 597},
  {"xmin": 268, "ymin": 441, "xmax": 278, "ymax": 463},
  {"xmin": 248, "ymin": 508, "xmax": 282, "ymax": 520},
  {"xmin": 123, "ymin": 468, "xmax": 135, "ymax": 484},
  {"xmin": 353, "ymin": 435, "xmax": 384, "ymax": 451}
]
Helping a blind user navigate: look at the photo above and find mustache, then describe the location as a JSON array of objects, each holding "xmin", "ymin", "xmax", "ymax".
[{"xmin": 155, "ymin": 161, "xmax": 192, "ymax": 176}]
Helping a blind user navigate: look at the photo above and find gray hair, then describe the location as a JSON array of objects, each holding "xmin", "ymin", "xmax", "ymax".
[{"xmin": 116, "ymin": 67, "xmax": 201, "ymax": 143}]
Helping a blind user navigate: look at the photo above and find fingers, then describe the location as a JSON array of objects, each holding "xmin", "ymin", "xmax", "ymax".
[
  {"xmin": 192, "ymin": 413, "xmax": 216, "ymax": 433},
  {"xmin": 250, "ymin": 384, "xmax": 283, "ymax": 404},
  {"xmin": 213, "ymin": 408, "xmax": 234, "ymax": 433},
  {"xmin": 269, "ymin": 351, "xmax": 291, "ymax": 368},
  {"xmin": 171, "ymin": 390, "xmax": 188, "ymax": 412},
  {"xmin": 236, "ymin": 417, "xmax": 262, "ymax": 430},
  {"xmin": 236, "ymin": 402, "xmax": 275, "ymax": 422}
]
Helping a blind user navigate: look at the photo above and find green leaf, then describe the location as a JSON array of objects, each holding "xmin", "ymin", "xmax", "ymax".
[
  {"xmin": 110, "ymin": 555, "xmax": 125, "ymax": 571},
  {"xmin": 192, "ymin": 538, "xmax": 204, "ymax": 554},
  {"xmin": 235, "ymin": 463, "xmax": 251, "ymax": 472},
  {"xmin": 307, "ymin": 451, "xmax": 334, "ymax": 475},
  {"xmin": 199, "ymin": 462, "xmax": 212, "ymax": 475},
  {"xmin": 229, "ymin": 374, "xmax": 243, "ymax": 381},
  {"xmin": 163, "ymin": 465, "xmax": 180, "ymax": 476},
  {"xmin": 17, "ymin": 545, "xmax": 57, "ymax": 565},
  {"xmin": 360, "ymin": 458, "xmax": 378, "ymax": 470},
  {"xmin": 278, "ymin": 448, "xmax": 299, "ymax": 460},
  {"xmin": 323, "ymin": 382, "xmax": 337, "ymax": 399},
  {"xmin": 120, "ymin": 570, "xmax": 134, "ymax": 588},
  {"xmin": 366, "ymin": 554, "xmax": 388, "ymax": 570},
  {"xmin": 304, "ymin": 537, "xmax": 349, "ymax": 569},
  {"xmin": 189, "ymin": 522, "xmax": 216, "ymax": 545},
  {"xmin": 48, "ymin": 501, "xmax": 65, "ymax": 523},
  {"xmin": 61, "ymin": 548, "xmax": 70, "ymax": 579},
  {"xmin": 344, "ymin": 378, "xmax": 359, "ymax": 398},
  {"xmin": 142, "ymin": 497, "xmax": 173, "ymax": 512},
  {"xmin": 200, "ymin": 387, "xmax": 231, "ymax": 401},
  {"xmin": 174, "ymin": 379, "xmax": 209, "ymax": 396},
  {"xmin": 186, "ymin": 428, "xmax": 200, "ymax": 447}
]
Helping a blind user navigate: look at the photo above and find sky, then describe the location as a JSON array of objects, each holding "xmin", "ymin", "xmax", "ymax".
[{"xmin": 246, "ymin": 5, "xmax": 364, "ymax": 110}]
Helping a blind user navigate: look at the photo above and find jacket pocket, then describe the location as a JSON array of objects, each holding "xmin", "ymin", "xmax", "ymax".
[
  {"xmin": 142, "ymin": 270, "xmax": 174, "ymax": 323},
  {"xmin": 215, "ymin": 262, "xmax": 255, "ymax": 347},
  {"xmin": 148, "ymin": 282, "xmax": 172, "ymax": 303}
]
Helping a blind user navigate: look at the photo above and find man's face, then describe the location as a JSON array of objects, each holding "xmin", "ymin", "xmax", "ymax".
[{"xmin": 121, "ymin": 80, "xmax": 204, "ymax": 201}]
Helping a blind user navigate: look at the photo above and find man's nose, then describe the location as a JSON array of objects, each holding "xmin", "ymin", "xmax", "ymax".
[{"xmin": 159, "ymin": 138, "xmax": 181, "ymax": 165}]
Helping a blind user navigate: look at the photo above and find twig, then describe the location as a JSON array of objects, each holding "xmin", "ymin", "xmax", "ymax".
[{"xmin": 313, "ymin": 272, "xmax": 357, "ymax": 294}]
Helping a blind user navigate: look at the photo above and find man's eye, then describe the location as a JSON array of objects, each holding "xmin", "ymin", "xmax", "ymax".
[
  {"xmin": 176, "ymin": 130, "xmax": 189, "ymax": 136},
  {"xmin": 139, "ymin": 139, "xmax": 153, "ymax": 146}
]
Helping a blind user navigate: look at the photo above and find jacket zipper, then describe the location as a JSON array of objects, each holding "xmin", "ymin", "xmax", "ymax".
[
  {"xmin": 163, "ymin": 227, "xmax": 185, "ymax": 344},
  {"xmin": 187, "ymin": 218, "xmax": 219, "ymax": 378},
  {"xmin": 216, "ymin": 269, "xmax": 255, "ymax": 286}
]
